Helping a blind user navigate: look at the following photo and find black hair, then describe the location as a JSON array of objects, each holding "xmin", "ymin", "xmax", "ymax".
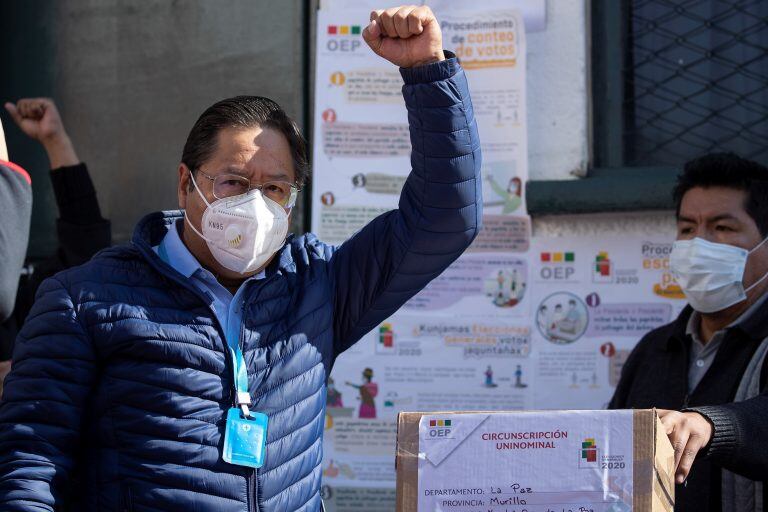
[
  {"xmin": 182, "ymin": 95, "xmax": 309, "ymax": 187},
  {"xmin": 673, "ymin": 153, "xmax": 768, "ymax": 236}
]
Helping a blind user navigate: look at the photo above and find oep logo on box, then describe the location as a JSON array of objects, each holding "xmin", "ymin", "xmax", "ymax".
[{"xmin": 426, "ymin": 418, "xmax": 454, "ymax": 440}]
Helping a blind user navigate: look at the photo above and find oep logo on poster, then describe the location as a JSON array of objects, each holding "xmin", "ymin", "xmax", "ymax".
[
  {"xmin": 325, "ymin": 25, "xmax": 363, "ymax": 53},
  {"xmin": 538, "ymin": 251, "xmax": 577, "ymax": 282}
]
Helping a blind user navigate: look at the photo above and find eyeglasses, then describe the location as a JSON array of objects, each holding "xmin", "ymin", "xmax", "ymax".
[{"xmin": 195, "ymin": 170, "xmax": 300, "ymax": 208}]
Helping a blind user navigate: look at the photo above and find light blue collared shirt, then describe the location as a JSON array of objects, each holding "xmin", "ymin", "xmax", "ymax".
[{"xmin": 154, "ymin": 220, "xmax": 265, "ymax": 398}]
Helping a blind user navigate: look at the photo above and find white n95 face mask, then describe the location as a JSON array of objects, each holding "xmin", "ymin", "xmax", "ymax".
[
  {"xmin": 185, "ymin": 173, "xmax": 289, "ymax": 274},
  {"xmin": 670, "ymin": 236, "xmax": 768, "ymax": 313}
]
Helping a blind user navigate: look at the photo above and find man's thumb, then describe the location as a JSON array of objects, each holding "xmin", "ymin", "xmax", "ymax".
[
  {"xmin": 362, "ymin": 20, "xmax": 383, "ymax": 55},
  {"xmin": 4, "ymin": 103, "xmax": 22, "ymax": 127}
]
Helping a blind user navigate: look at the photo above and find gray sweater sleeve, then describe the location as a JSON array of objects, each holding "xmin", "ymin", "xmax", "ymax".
[
  {"xmin": 0, "ymin": 161, "xmax": 32, "ymax": 322},
  {"xmin": 686, "ymin": 396, "xmax": 768, "ymax": 480}
]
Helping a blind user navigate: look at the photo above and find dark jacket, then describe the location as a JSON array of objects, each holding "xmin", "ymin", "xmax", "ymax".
[
  {"xmin": 609, "ymin": 302, "xmax": 768, "ymax": 511},
  {"xmin": 0, "ymin": 55, "xmax": 482, "ymax": 511},
  {"xmin": 0, "ymin": 162, "xmax": 111, "ymax": 360},
  {"xmin": 0, "ymin": 161, "xmax": 32, "ymax": 322}
]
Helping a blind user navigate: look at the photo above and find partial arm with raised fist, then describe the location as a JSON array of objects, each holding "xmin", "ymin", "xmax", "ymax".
[
  {"xmin": 0, "ymin": 97, "xmax": 110, "ymax": 377},
  {"xmin": 5, "ymin": 98, "xmax": 79, "ymax": 169},
  {"xmin": 331, "ymin": 5, "xmax": 482, "ymax": 355}
]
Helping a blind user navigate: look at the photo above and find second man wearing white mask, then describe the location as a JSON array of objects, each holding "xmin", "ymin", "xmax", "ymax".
[{"xmin": 610, "ymin": 153, "xmax": 768, "ymax": 512}]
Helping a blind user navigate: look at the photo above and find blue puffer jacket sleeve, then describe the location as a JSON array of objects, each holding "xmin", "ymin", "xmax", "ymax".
[
  {"xmin": 331, "ymin": 53, "xmax": 482, "ymax": 355},
  {"xmin": 0, "ymin": 277, "xmax": 96, "ymax": 511}
]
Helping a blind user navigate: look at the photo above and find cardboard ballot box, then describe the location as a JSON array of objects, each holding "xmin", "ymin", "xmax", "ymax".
[{"xmin": 396, "ymin": 409, "xmax": 675, "ymax": 512}]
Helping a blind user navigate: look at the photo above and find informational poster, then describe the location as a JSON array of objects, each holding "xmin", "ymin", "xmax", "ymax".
[
  {"xmin": 312, "ymin": 6, "xmax": 408, "ymax": 247},
  {"xmin": 528, "ymin": 238, "xmax": 685, "ymax": 410},
  {"xmin": 311, "ymin": 3, "xmax": 683, "ymax": 511},
  {"xmin": 312, "ymin": 4, "xmax": 529, "ymax": 248}
]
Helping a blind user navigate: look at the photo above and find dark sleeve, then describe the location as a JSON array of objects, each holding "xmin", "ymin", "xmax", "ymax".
[
  {"xmin": 330, "ymin": 53, "xmax": 482, "ymax": 356},
  {"xmin": 49, "ymin": 162, "xmax": 111, "ymax": 267},
  {"xmin": 0, "ymin": 276, "xmax": 97, "ymax": 511},
  {"xmin": 0, "ymin": 318, "xmax": 18, "ymax": 361},
  {"xmin": 0, "ymin": 162, "xmax": 32, "ymax": 322},
  {"xmin": 686, "ymin": 396, "xmax": 768, "ymax": 480},
  {"xmin": 608, "ymin": 336, "xmax": 647, "ymax": 409}
]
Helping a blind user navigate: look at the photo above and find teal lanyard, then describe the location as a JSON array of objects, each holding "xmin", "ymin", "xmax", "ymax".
[
  {"xmin": 225, "ymin": 306, "xmax": 251, "ymax": 415},
  {"xmin": 158, "ymin": 241, "xmax": 252, "ymax": 416}
]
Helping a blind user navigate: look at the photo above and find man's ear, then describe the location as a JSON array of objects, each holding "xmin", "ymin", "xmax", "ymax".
[{"xmin": 178, "ymin": 163, "xmax": 191, "ymax": 209}]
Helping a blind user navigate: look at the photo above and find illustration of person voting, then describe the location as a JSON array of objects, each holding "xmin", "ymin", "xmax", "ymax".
[{"xmin": 346, "ymin": 368, "xmax": 378, "ymax": 419}]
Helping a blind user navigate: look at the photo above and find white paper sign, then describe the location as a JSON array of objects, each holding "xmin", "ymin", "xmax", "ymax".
[{"xmin": 417, "ymin": 411, "xmax": 634, "ymax": 512}]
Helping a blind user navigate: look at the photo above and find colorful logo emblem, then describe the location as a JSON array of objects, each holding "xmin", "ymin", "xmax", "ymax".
[
  {"xmin": 592, "ymin": 251, "xmax": 613, "ymax": 283},
  {"xmin": 424, "ymin": 417, "xmax": 454, "ymax": 440},
  {"xmin": 580, "ymin": 438, "xmax": 598, "ymax": 466},
  {"xmin": 327, "ymin": 25, "xmax": 362, "ymax": 36},
  {"xmin": 324, "ymin": 25, "xmax": 364, "ymax": 53},
  {"xmin": 375, "ymin": 323, "xmax": 396, "ymax": 355},
  {"xmin": 379, "ymin": 323, "xmax": 394, "ymax": 348},
  {"xmin": 538, "ymin": 252, "xmax": 577, "ymax": 282},
  {"xmin": 540, "ymin": 251, "xmax": 575, "ymax": 263}
]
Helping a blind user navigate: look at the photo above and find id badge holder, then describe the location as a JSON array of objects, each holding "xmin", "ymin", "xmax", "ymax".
[{"xmin": 223, "ymin": 406, "xmax": 268, "ymax": 469}]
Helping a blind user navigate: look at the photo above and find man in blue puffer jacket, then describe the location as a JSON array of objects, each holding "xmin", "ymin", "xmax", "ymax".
[{"xmin": 0, "ymin": 5, "xmax": 482, "ymax": 511}]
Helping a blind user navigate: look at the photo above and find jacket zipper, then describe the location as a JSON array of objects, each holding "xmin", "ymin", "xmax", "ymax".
[
  {"xmin": 239, "ymin": 305, "xmax": 259, "ymax": 512},
  {"xmin": 248, "ymin": 470, "xmax": 258, "ymax": 512},
  {"xmin": 122, "ymin": 485, "xmax": 133, "ymax": 512},
  {"xmin": 166, "ymin": 276, "xmax": 260, "ymax": 512},
  {"xmin": 240, "ymin": 278, "xmax": 276, "ymax": 512},
  {"xmin": 145, "ymin": 243, "xmax": 275, "ymax": 512}
]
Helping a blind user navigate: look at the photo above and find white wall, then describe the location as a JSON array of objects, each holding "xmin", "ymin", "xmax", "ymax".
[
  {"xmin": 525, "ymin": 0, "xmax": 591, "ymax": 181},
  {"xmin": 522, "ymin": 0, "xmax": 676, "ymax": 236}
]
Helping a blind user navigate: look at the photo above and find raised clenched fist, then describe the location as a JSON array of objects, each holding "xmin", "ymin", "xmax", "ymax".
[
  {"xmin": 5, "ymin": 98, "xmax": 66, "ymax": 144},
  {"xmin": 4, "ymin": 98, "xmax": 79, "ymax": 168},
  {"xmin": 363, "ymin": 5, "xmax": 444, "ymax": 68}
]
